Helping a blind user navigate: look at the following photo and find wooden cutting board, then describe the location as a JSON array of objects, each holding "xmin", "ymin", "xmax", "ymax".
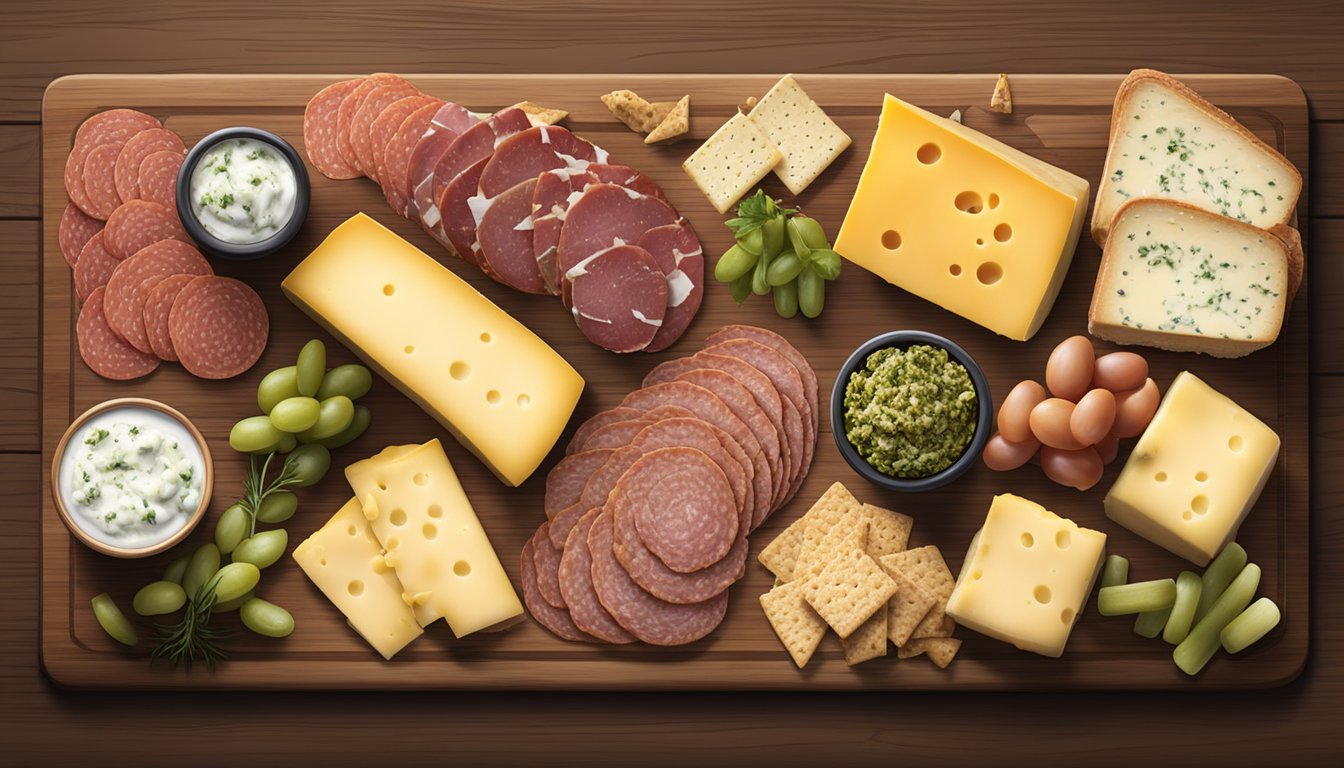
[{"xmin": 40, "ymin": 73, "xmax": 1308, "ymax": 690}]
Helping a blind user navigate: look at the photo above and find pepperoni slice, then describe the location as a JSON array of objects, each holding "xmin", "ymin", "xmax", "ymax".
[
  {"xmin": 530, "ymin": 524, "xmax": 567, "ymax": 610},
  {"xmin": 114, "ymin": 128, "xmax": 184, "ymax": 202},
  {"xmin": 142, "ymin": 273, "xmax": 197, "ymax": 361},
  {"xmin": 81, "ymin": 143, "xmax": 124, "ymax": 220},
  {"xmin": 637, "ymin": 221, "xmax": 704, "ymax": 353},
  {"xmin": 168, "ymin": 276, "xmax": 268, "ymax": 379},
  {"xmin": 102, "ymin": 200, "xmax": 188, "ymax": 260},
  {"xmin": 58, "ymin": 203, "xmax": 104, "ymax": 268},
  {"xmin": 520, "ymin": 536, "xmax": 593, "ymax": 643},
  {"xmin": 567, "ymin": 407, "xmax": 643, "ymax": 455},
  {"xmin": 369, "ymin": 94, "xmax": 439, "ymax": 189},
  {"xmin": 476, "ymin": 178, "xmax": 548, "ymax": 294},
  {"xmin": 707, "ymin": 324, "xmax": 819, "ymax": 437},
  {"xmin": 382, "ymin": 101, "xmax": 443, "ymax": 217},
  {"xmin": 64, "ymin": 109, "xmax": 161, "ymax": 219},
  {"xmin": 350, "ymin": 75, "xmax": 420, "ymax": 180},
  {"xmin": 104, "ymin": 240, "xmax": 212, "ymax": 353},
  {"xmin": 334, "ymin": 77, "xmax": 380, "ymax": 175},
  {"xmin": 137, "ymin": 150, "xmax": 185, "ymax": 210},
  {"xmin": 642, "ymin": 405, "xmax": 758, "ymax": 529},
  {"xmin": 304, "ymin": 78, "xmax": 365, "ymax": 180},
  {"xmin": 73, "ymin": 232, "xmax": 119, "ymax": 302},
  {"xmin": 77, "ymin": 286, "xmax": 159, "ymax": 381},
  {"xmin": 569, "ymin": 244, "xmax": 667, "ymax": 354},
  {"xmin": 558, "ymin": 509, "xmax": 636, "ymax": 644},
  {"xmin": 674, "ymin": 367, "xmax": 787, "ymax": 514},
  {"xmin": 544, "ymin": 448, "xmax": 615, "ymax": 519}
]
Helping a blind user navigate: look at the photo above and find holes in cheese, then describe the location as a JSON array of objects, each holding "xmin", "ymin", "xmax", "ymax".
[
  {"xmin": 486, "ymin": 390, "xmax": 501, "ymax": 405},
  {"xmin": 449, "ymin": 361, "xmax": 470, "ymax": 380},
  {"xmin": 348, "ymin": 580, "xmax": 364, "ymax": 596},
  {"xmin": 881, "ymin": 230, "xmax": 901, "ymax": 250},
  {"xmin": 427, "ymin": 504, "xmax": 442, "ymax": 518},
  {"xmin": 1229, "ymin": 435, "xmax": 1244, "ymax": 452},
  {"xmin": 453, "ymin": 560, "xmax": 471, "ymax": 577},
  {"xmin": 517, "ymin": 394, "xmax": 531, "ymax": 406},
  {"xmin": 382, "ymin": 284, "xmax": 395, "ymax": 296},
  {"xmin": 422, "ymin": 523, "xmax": 437, "ymax": 539},
  {"xmin": 404, "ymin": 345, "xmax": 415, "ymax": 354},
  {"xmin": 955, "ymin": 191, "xmax": 983, "ymax": 214},
  {"xmin": 389, "ymin": 508, "xmax": 407, "ymax": 526},
  {"xmin": 949, "ymin": 264, "xmax": 962, "ymax": 276},
  {"xmin": 917, "ymin": 142, "xmax": 941, "ymax": 164},
  {"xmin": 1055, "ymin": 529, "xmax": 1071, "ymax": 549},
  {"xmin": 976, "ymin": 262, "xmax": 1003, "ymax": 285},
  {"xmin": 1034, "ymin": 585, "xmax": 1052, "ymax": 604},
  {"xmin": 1060, "ymin": 608, "xmax": 1074, "ymax": 625},
  {"xmin": 413, "ymin": 473, "xmax": 429, "ymax": 486},
  {"xmin": 479, "ymin": 332, "xmax": 492, "ymax": 343},
  {"xmin": 994, "ymin": 223, "xmax": 1012, "ymax": 242},
  {"xmin": 1020, "ymin": 532, "xmax": 1034, "ymax": 548}
]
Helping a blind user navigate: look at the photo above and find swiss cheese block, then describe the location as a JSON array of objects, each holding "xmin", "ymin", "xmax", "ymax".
[
  {"xmin": 291, "ymin": 498, "xmax": 424, "ymax": 660},
  {"xmin": 945, "ymin": 494, "xmax": 1106, "ymax": 658},
  {"xmin": 345, "ymin": 439, "xmax": 524, "ymax": 638},
  {"xmin": 282, "ymin": 213, "xmax": 584, "ymax": 486},
  {"xmin": 834, "ymin": 94, "xmax": 1089, "ymax": 341},
  {"xmin": 682, "ymin": 112, "xmax": 783, "ymax": 214},
  {"xmin": 1104, "ymin": 372, "xmax": 1280, "ymax": 566},
  {"xmin": 1091, "ymin": 70, "xmax": 1301, "ymax": 244},
  {"xmin": 1089, "ymin": 199, "xmax": 1293, "ymax": 358}
]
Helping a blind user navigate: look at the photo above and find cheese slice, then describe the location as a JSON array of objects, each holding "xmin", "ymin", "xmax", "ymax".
[
  {"xmin": 834, "ymin": 94, "xmax": 1089, "ymax": 341},
  {"xmin": 1104, "ymin": 372, "xmax": 1280, "ymax": 566},
  {"xmin": 282, "ymin": 213, "xmax": 584, "ymax": 487},
  {"xmin": 345, "ymin": 439, "xmax": 524, "ymax": 638},
  {"xmin": 1089, "ymin": 198, "xmax": 1294, "ymax": 358},
  {"xmin": 1091, "ymin": 69, "xmax": 1301, "ymax": 244},
  {"xmin": 945, "ymin": 494, "xmax": 1106, "ymax": 658},
  {"xmin": 292, "ymin": 498, "xmax": 423, "ymax": 660}
]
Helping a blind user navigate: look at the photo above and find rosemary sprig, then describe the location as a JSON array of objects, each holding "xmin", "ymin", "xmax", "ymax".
[
  {"xmin": 241, "ymin": 453, "xmax": 304, "ymax": 536},
  {"xmin": 149, "ymin": 579, "xmax": 231, "ymax": 672}
]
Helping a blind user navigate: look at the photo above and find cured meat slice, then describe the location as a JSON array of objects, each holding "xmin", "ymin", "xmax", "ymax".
[
  {"xmin": 425, "ymin": 107, "xmax": 532, "ymax": 249},
  {"xmin": 567, "ymin": 406, "xmax": 642, "ymax": 454},
  {"xmin": 73, "ymin": 232, "xmax": 119, "ymax": 302},
  {"xmin": 113, "ymin": 128, "xmax": 184, "ymax": 202},
  {"xmin": 613, "ymin": 495, "xmax": 748, "ymax": 605},
  {"xmin": 478, "ymin": 125, "xmax": 604, "ymax": 199},
  {"xmin": 530, "ymin": 524, "xmax": 567, "ymax": 609},
  {"xmin": 102, "ymin": 200, "xmax": 188, "ymax": 260},
  {"xmin": 406, "ymin": 102, "xmax": 479, "ymax": 227},
  {"xmin": 636, "ymin": 221, "xmax": 704, "ymax": 353},
  {"xmin": 589, "ymin": 163, "xmax": 668, "ymax": 202},
  {"xmin": 334, "ymin": 75, "xmax": 387, "ymax": 175},
  {"xmin": 142, "ymin": 273, "xmax": 196, "ymax": 361},
  {"xmin": 556, "ymin": 183, "xmax": 678, "ymax": 307},
  {"xmin": 350, "ymin": 76, "xmax": 421, "ymax": 181},
  {"xmin": 168, "ymin": 276, "xmax": 269, "ymax": 379},
  {"xmin": 549, "ymin": 445, "xmax": 645, "ymax": 549},
  {"xmin": 568, "ymin": 244, "xmax": 667, "ymax": 353},
  {"xmin": 65, "ymin": 109, "xmax": 161, "ymax": 219},
  {"xmin": 588, "ymin": 511, "xmax": 728, "ymax": 646},
  {"xmin": 103, "ymin": 239, "xmax": 212, "ymax": 353},
  {"xmin": 435, "ymin": 158, "xmax": 488, "ymax": 263},
  {"xmin": 557, "ymin": 509, "xmax": 636, "ymax": 643},
  {"xmin": 581, "ymin": 416, "xmax": 653, "ymax": 451},
  {"xmin": 520, "ymin": 536, "xmax": 593, "ymax": 643},
  {"xmin": 369, "ymin": 94, "xmax": 439, "ymax": 188},
  {"xmin": 642, "ymin": 405, "xmax": 758, "ymax": 527},
  {"xmin": 613, "ymin": 447, "xmax": 737, "ymax": 573},
  {"xmin": 547, "ymin": 503, "xmax": 591, "ymax": 551},
  {"xmin": 544, "ymin": 448, "xmax": 614, "ymax": 519},
  {"xmin": 304, "ymin": 77, "xmax": 364, "ymax": 180},
  {"xmin": 137, "ymin": 150, "xmax": 185, "ymax": 210},
  {"xmin": 82, "ymin": 143, "xmax": 124, "ymax": 220},
  {"xmin": 59, "ymin": 203, "xmax": 103, "ymax": 268},
  {"xmin": 673, "ymin": 368, "xmax": 784, "ymax": 512},
  {"xmin": 631, "ymin": 417, "xmax": 750, "ymax": 532},
  {"xmin": 382, "ymin": 101, "xmax": 442, "ymax": 217},
  {"xmin": 476, "ymin": 178, "xmax": 548, "ymax": 294},
  {"xmin": 707, "ymin": 325, "xmax": 819, "ymax": 435},
  {"xmin": 77, "ymin": 287, "xmax": 159, "ymax": 381}
]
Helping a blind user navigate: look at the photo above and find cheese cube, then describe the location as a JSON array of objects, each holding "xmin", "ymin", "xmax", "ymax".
[
  {"xmin": 292, "ymin": 498, "xmax": 424, "ymax": 660},
  {"xmin": 834, "ymin": 94, "xmax": 1090, "ymax": 341},
  {"xmin": 945, "ymin": 494, "xmax": 1106, "ymax": 658},
  {"xmin": 1104, "ymin": 372, "xmax": 1280, "ymax": 565},
  {"xmin": 283, "ymin": 213, "xmax": 584, "ymax": 487},
  {"xmin": 345, "ymin": 439, "xmax": 524, "ymax": 638}
]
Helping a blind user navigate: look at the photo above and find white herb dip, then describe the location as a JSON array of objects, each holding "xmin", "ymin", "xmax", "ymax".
[{"xmin": 189, "ymin": 137, "xmax": 297, "ymax": 244}]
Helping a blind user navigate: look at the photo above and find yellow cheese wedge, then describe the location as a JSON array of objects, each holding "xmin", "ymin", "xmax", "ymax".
[
  {"xmin": 1104, "ymin": 372, "xmax": 1280, "ymax": 566},
  {"xmin": 945, "ymin": 494, "xmax": 1106, "ymax": 658},
  {"xmin": 282, "ymin": 213, "xmax": 584, "ymax": 487},
  {"xmin": 292, "ymin": 498, "xmax": 424, "ymax": 660},
  {"xmin": 346, "ymin": 439, "xmax": 524, "ymax": 638},
  {"xmin": 834, "ymin": 94, "xmax": 1089, "ymax": 341}
]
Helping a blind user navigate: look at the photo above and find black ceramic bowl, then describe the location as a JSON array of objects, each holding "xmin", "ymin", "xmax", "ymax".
[
  {"xmin": 831, "ymin": 330, "xmax": 993, "ymax": 492},
  {"xmin": 176, "ymin": 127, "xmax": 310, "ymax": 260}
]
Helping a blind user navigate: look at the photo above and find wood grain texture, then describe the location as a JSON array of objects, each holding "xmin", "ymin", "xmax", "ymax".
[
  {"xmin": 0, "ymin": 220, "xmax": 39, "ymax": 452},
  {"xmin": 37, "ymin": 73, "xmax": 1309, "ymax": 691},
  {"xmin": 0, "ymin": 125, "xmax": 38, "ymax": 218}
]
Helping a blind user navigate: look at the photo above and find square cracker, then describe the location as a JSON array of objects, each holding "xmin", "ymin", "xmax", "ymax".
[
  {"xmin": 682, "ymin": 112, "xmax": 782, "ymax": 215},
  {"xmin": 883, "ymin": 546, "xmax": 957, "ymax": 639},
  {"xmin": 861, "ymin": 502, "xmax": 914, "ymax": 559},
  {"xmin": 760, "ymin": 579, "xmax": 827, "ymax": 669},
  {"xmin": 878, "ymin": 557, "xmax": 939, "ymax": 647},
  {"xmin": 898, "ymin": 637, "xmax": 962, "ymax": 668},
  {"xmin": 757, "ymin": 518, "xmax": 805, "ymax": 582},
  {"xmin": 795, "ymin": 482, "xmax": 865, "ymax": 576},
  {"xmin": 802, "ymin": 544, "xmax": 897, "ymax": 639},
  {"xmin": 840, "ymin": 607, "xmax": 888, "ymax": 666},
  {"xmin": 747, "ymin": 74, "xmax": 851, "ymax": 196}
]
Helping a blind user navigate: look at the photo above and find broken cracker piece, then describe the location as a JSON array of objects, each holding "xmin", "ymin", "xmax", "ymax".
[
  {"xmin": 860, "ymin": 503, "xmax": 914, "ymax": 559},
  {"xmin": 512, "ymin": 101, "xmax": 568, "ymax": 125},
  {"xmin": 878, "ymin": 557, "xmax": 939, "ymax": 647},
  {"xmin": 645, "ymin": 95, "xmax": 690, "ymax": 144},
  {"xmin": 990, "ymin": 73, "xmax": 1013, "ymax": 114},
  {"xmin": 601, "ymin": 90, "xmax": 672, "ymax": 133},
  {"xmin": 760, "ymin": 579, "xmax": 828, "ymax": 669},
  {"xmin": 899, "ymin": 637, "xmax": 962, "ymax": 668}
]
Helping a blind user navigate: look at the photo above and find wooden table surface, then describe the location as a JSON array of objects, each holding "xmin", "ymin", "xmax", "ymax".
[{"xmin": 2, "ymin": 1, "xmax": 1340, "ymax": 764}]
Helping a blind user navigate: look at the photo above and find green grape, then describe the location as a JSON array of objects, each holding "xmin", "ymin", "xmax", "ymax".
[
  {"xmin": 241, "ymin": 598, "xmax": 295, "ymax": 638},
  {"xmin": 91, "ymin": 593, "xmax": 138, "ymax": 646},
  {"xmin": 317, "ymin": 405, "xmax": 371, "ymax": 450},
  {"xmin": 257, "ymin": 366, "xmax": 300, "ymax": 414},
  {"xmin": 269, "ymin": 396, "xmax": 321, "ymax": 433},
  {"xmin": 766, "ymin": 250, "xmax": 804, "ymax": 286},
  {"xmin": 284, "ymin": 444, "xmax": 331, "ymax": 487},
  {"xmin": 298, "ymin": 396, "xmax": 355, "ymax": 442},
  {"xmin": 736, "ymin": 226, "xmax": 764, "ymax": 256},
  {"xmin": 132, "ymin": 581, "xmax": 187, "ymax": 616},
  {"xmin": 214, "ymin": 503, "xmax": 249, "ymax": 554},
  {"xmin": 714, "ymin": 244, "xmax": 758, "ymax": 282},
  {"xmin": 798, "ymin": 268, "xmax": 825, "ymax": 318},
  {"xmin": 208, "ymin": 562, "xmax": 261, "ymax": 603},
  {"xmin": 295, "ymin": 339, "xmax": 326, "ymax": 397},
  {"xmin": 229, "ymin": 416, "xmax": 283, "ymax": 454},
  {"xmin": 231, "ymin": 530, "xmax": 289, "ymax": 570},
  {"xmin": 316, "ymin": 364, "xmax": 373, "ymax": 401},
  {"xmin": 773, "ymin": 278, "xmax": 799, "ymax": 318},
  {"xmin": 255, "ymin": 490, "xmax": 298, "ymax": 524}
]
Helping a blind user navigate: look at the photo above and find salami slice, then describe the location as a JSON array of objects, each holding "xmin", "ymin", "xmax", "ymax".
[
  {"xmin": 73, "ymin": 232, "xmax": 119, "ymax": 302},
  {"xmin": 77, "ymin": 286, "xmax": 159, "ymax": 381},
  {"xmin": 114, "ymin": 128, "xmax": 184, "ymax": 202},
  {"xmin": 613, "ymin": 447, "xmax": 737, "ymax": 573},
  {"xmin": 104, "ymin": 239, "xmax": 212, "ymax": 353},
  {"xmin": 581, "ymin": 416, "xmax": 654, "ymax": 452},
  {"xmin": 102, "ymin": 200, "xmax": 188, "ymax": 260},
  {"xmin": 425, "ymin": 107, "xmax": 532, "ymax": 247},
  {"xmin": 168, "ymin": 276, "xmax": 268, "ymax": 380},
  {"xmin": 350, "ymin": 76, "xmax": 421, "ymax": 181},
  {"xmin": 558, "ymin": 508, "xmax": 637, "ymax": 643},
  {"xmin": 334, "ymin": 76, "xmax": 382, "ymax": 174},
  {"xmin": 568, "ymin": 244, "xmax": 667, "ymax": 354},
  {"xmin": 588, "ymin": 511, "xmax": 728, "ymax": 646},
  {"xmin": 65, "ymin": 109, "xmax": 161, "ymax": 219},
  {"xmin": 530, "ymin": 524, "xmax": 567, "ymax": 609},
  {"xmin": 520, "ymin": 536, "xmax": 593, "ymax": 643},
  {"xmin": 567, "ymin": 406, "xmax": 643, "ymax": 454},
  {"xmin": 674, "ymin": 367, "xmax": 787, "ymax": 514},
  {"xmin": 137, "ymin": 150, "xmax": 185, "ymax": 210},
  {"xmin": 406, "ymin": 102, "xmax": 479, "ymax": 226},
  {"xmin": 545, "ymin": 448, "xmax": 615, "ymax": 519},
  {"xmin": 478, "ymin": 125, "xmax": 604, "ymax": 199},
  {"xmin": 547, "ymin": 503, "xmax": 592, "ymax": 552},
  {"xmin": 369, "ymin": 94, "xmax": 439, "ymax": 188},
  {"xmin": 637, "ymin": 221, "xmax": 704, "ymax": 353},
  {"xmin": 631, "ymin": 417, "xmax": 750, "ymax": 533},
  {"xmin": 707, "ymin": 325, "xmax": 819, "ymax": 436},
  {"xmin": 142, "ymin": 273, "xmax": 197, "ymax": 361},
  {"xmin": 613, "ymin": 493, "xmax": 748, "ymax": 605},
  {"xmin": 435, "ymin": 157, "xmax": 488, "ymax": 262},
  {"xmin": 58, "ymin": 203, "xmax": 103, "ymax": 268},
  {"xmin": 476, "ymin": 178, "xmax": 549, "ymax": 294},
  {"xmin": 81, "ymin": 143, "xmax": 124, "ymax": 220},
  {"xmin": 382, "ymin": 101, "xmax": 443, "ymax": 216},
  {"xmin": 643, "ymin": 405, "xmax": 758, "ymax": 528},
  {"xmin": 556, "ymin": 183, "xmax": 678, "ymax": 307},
  {"xmin": 304, "ymin": 78, "xmax": 364, "ymax": 180},
  {"xmin": 549, "ymin": 445, "xmax": 646, "ymax": 550}
]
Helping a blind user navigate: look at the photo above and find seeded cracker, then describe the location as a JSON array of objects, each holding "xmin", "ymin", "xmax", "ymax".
[
  {"xmin": 645, "ymin": 95, "xmax": 690, "ymax": 144},
  {"xmin": 840, "ymin": 607, "xmax": 888, "ymax": 666},
  {"xmin": 878, "ymin": 555, "xmax": 939, "ymax": 647},
  {"xmin": 801, "ymin": 540, "xmax": 897, "ymax": 639},
  {"xmin": 747, "ymin": 74, "xmax": 851, "ymax": 196},
  {"xmin": 682, "ymin": 112, "xmax": 782, "ymax": 214},
  {"xmin": 760, "ymin": 579, "xmax": 828, "ymax": 668},
  {"xmin": 511, "ymin": 101, "xmax": 568, "ymax": 126},
  {"xmin": 898, "ymin": 637, "xmax": 962, "ymax": 668}
]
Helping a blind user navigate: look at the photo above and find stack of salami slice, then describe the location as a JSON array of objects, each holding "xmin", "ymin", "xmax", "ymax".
[
  {"xmin": 62, "ymin": 109, "xmax": 268, "ymax": 380},
  {"xmin": 303, "ymin": 74, "xmax": 704, "ymax": 354},
  {"xmin": 522, "ymin": 326, "xmax": 819, "ymax": 646}
]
